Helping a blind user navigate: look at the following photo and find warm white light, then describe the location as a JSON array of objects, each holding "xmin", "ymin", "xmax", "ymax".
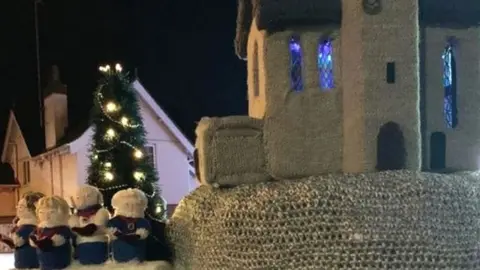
[
  {"xmin": 155, "ymin": 205, "xmax": 162, "ymax": 213},
  {"xmin": 115, "ymin": 64, "xmax": 122, "ymax": 72},
  {"xmin": 104, "ymin": 172, "xmax": 114, "ymax": 181},
  {"xmin": 106, "ymin": 102, "xmax": 117, "ymax": 112},
  {"xmin": 134, "ymin": 149, "xmax": 143, "ymax": 159},
  {"xmin": 93, "ymin": 154, "xmax": 98, "ymax": 160},
  {"xmin": 133, "ymin": 171, "xmax": 145, "ymax": 181},
  {"xmin": 105, "ymin": 65, "xmax": 111, "ymax": 71},
  {"xmin": 106, "ymin": 128, "xmax": 116, "ymax": 138},
  {"xmin": 99, "ymin": 66, "xmax": 106, "ymax": 72},
  {"xmin": 120, "ymin": 116, "xmax": 129, "ymax": 126},
  {"xmin": 105, "ymin": 162, "xmax": 112, "ymax": 168}
]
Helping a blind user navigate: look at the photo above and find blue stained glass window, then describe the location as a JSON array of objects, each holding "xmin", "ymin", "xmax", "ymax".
[
  {"xmin": 442, "ymin": 45, "xmax": 457, "ymax": 128},
  {"xmin": 289, "ymin": 36, "xmax": 303, "ymax": 91},
  {"xmin": 318, "ymin": 40, "xmax": 334, "ymax": 90}
]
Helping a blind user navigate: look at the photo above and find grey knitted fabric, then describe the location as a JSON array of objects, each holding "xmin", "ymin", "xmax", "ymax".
[{"xmin": 167, "ymin": 170, "xmax": 480, "ymax": 269}]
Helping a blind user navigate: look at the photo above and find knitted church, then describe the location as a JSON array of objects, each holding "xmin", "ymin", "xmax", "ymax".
[{"xmin": 167, "ymin": 0, "xmax": 480, "ymax": 268}]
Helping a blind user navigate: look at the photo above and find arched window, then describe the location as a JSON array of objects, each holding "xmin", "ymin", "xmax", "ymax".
[
  {"xmin": 318, "ymin": 39, "xmax": 334, "ymax": 90},
  {"xmin": 442, "ymin": 44, "xmax": 457, "ymax": 128},
  {"xmin": 289, "ymin": 36, "xmax": 303, "ymax": 92}
]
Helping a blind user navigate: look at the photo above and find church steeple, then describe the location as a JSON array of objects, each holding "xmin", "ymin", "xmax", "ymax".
[{"xmin": 43, "ymin": 65, "xmax": 67, "ymax": 98}]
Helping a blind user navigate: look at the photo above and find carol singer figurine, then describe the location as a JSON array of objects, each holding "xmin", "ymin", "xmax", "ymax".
[
  {"xmin": 3, "ymin": 192, "xmax": 44, "ymax": 269},
  {"xmin": 69, "ymin": 185, "xmax": 110, "ymax": 265},
  {"xmin": 30, "ymin": 196, "xmax": 73, "ymax": 270},
  {"xmin": 107, "ymin": 188, "xmax": 151, "ymax": 263}
]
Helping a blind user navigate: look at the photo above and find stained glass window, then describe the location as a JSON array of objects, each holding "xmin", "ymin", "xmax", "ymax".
[
  {"xmin": 289, "ymin": 36, "xmax": 303, "ymax": 91},
  {"xmin": 442, "ymin": 45, "xmax": 457, "ymax": 128},
  {"xmin": 318, "ymin": 40, "xmax": 334, "ymax": 90}
]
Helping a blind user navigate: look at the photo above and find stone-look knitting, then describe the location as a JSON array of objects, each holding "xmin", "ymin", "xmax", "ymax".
[
  {"xmin": 107, "ymin": 188, "xmax": 151, "ymax": 263},
  {"xmin": 69, "ymin": 185, "xmax": 110, "ymax": 265},
  {"xmin": 30, "ymin": 196, "xmax": 73, "ymax": 270}
]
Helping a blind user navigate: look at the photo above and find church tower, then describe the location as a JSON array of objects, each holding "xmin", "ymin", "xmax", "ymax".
[
  {"xmin": 341, "ymin": 0, "xmax": 421, "ymax": 172},
  {"xmin": 235, "ymin": 0, "xmax": 421, "ymax": 178}
]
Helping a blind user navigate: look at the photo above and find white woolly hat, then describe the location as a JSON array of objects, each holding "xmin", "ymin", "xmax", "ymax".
[
  {"xmin": 111, "ymin": 188, "xmax": 148, "ymax": 211},
  {"xmin": 77, "ymin": 185, "xmax": 104, "ymax": 204}
]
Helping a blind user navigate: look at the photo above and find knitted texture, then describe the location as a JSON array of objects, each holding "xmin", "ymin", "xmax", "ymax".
[{"xmin": 167, "ymin": 170, "xmax": 480, "ymax": 269}]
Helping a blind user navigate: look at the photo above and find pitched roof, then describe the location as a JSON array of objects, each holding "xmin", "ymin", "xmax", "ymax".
[
  {"xmin": 132, "ymin": 80, "xmax": 194, "ymax": 154},
  {"xmin": 1, "ymin": 109, "xmax": 45, "ymax": 162},
  {"xmin": 1, "ymin": 76, "xmax": 193, "ymax": 162},
  {"xmin": 235, "ymin": 0, "xmax": 341, "ymax": 59},
  {"xmin": 48, "ymin": 79, "xmax": 194, "ymax": 156},
  {"xmin": 420, "ymin": 0, "xmax": 480, "ymax": 27},
  {"xmin": 235, "ymin": 0, "xmax": 480, "ymax": 59}
]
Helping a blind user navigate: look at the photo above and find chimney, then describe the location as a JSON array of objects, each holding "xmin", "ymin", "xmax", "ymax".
[{"xmin": 43, "ymin": 65, "xmax": 68, "ymax": 149}]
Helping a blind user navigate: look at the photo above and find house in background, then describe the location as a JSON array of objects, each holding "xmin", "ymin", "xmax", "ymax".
[{"xmin": 0, "ymin": 66, "xmax": 197, "ymax": 224}]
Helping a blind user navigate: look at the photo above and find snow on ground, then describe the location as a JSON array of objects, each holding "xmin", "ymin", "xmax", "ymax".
[
  {"xmin": 0, "ymin": 253, "xmax": 14, "ymax": 268},
  {"xmin": 1, "ymin": 253, "xmax": 171, "ymax": 270}
]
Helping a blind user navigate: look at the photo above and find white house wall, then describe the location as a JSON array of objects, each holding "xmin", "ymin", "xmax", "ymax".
[
  {"xmin": 3, "ymin": 117, "xmax": 46, "ymax": 200},
  {"xmin": 74, "ymin": 94, "xmax": 196, "ymax": 205}
]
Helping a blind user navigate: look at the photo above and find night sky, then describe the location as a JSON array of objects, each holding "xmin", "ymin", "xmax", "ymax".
[{"xmin": 1, "ymin": 0, "xmax": 247, "ymax": 142}]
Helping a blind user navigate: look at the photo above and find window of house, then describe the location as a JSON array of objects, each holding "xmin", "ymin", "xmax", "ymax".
[
  {"xmin": 318, "ymin": 39, "xmax": 334, "ymax": 90},
  {"xmin": 442, "ymin": 44, "xmax": 457, "ymax": 128},
  {"xmin": 144, "ymin": 145, "xmax": 156, "ymax": 168},
  {"xmin": 386, "ymin": 62, "xmax": 395, "ymax": 83},
  {"xmin": 22, "ymin": 161, "xmax": 30, "ymax": 185},
  {"xmin": 253, "ymin": 41, "xmax": 260, "ymax": 97},
  {"xmin": 289, "ymin": 35, "xmax": 303, "ymax": 92}
]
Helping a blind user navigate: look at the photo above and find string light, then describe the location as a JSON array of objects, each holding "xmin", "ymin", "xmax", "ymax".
[
  {"xmin": 99, "ymin": 65, "xmax": 111, "ymax": 72},
  {"xmin": 106, "ymin": 128, "xmax": 116, "ymax": 139},
  {"xmin": 93, "ymin": 63, "xmax": 164, "ymax": 220},
  {"xmin": 134, "ymin": 149, "xmax": 143, "ymax": 159},
  {"xmin": 133, "ymin": 171, "xmax": 145, "ymax": 181},
  {"xmin": 106, "ymin": 102, "xmax": 118, "ymax": 112},
  {"xmin": 95, "ymin": 93, "xmax": 140, "ymax": 128},
  {"xmin": 104, "ymin": 172, "xmax": 114, "ymax": 181},
  {"xmin": 120, "ymin": 116, "xmax": 129, "ymax": 126}
]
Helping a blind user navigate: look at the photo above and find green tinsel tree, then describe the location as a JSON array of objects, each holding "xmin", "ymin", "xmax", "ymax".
[{"xmin": 87, "ymin": 64, "xmax": 166, "ymax": 220}]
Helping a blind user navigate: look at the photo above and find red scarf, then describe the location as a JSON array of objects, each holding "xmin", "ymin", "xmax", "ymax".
[
  {"xmin": 35, "ymin": 227, "xmax": 63, "ymax": 240},
  {"xmin": 77, "ymin": 204, "xmax": 102, "ymax": 219}
]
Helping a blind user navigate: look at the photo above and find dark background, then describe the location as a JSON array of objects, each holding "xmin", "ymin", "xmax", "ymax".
[{"xmin": 0, "ymin": 0, "xmax": 247, "ymax": 143}]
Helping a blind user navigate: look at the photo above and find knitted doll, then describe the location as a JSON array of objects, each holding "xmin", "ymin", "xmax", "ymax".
[
  {"xmin": 69, "ymin": 185, "xmax": 110, "ymax": 265},
  {"xmin": 107, "ymin": 188, "xmax": 151, "ymax": 263},
  {"xmin": 29, "ymin": 196, "xmax": 73, "ymax": 270},
  {"xmin": 1, "ymin": 192, "xmax": 44, "ymax": 269}
]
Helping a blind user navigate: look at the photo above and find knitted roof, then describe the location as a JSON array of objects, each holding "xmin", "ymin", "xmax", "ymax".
[{"xmin": 235, "ymin": 0, "xmax": 480, "ymax": 59}]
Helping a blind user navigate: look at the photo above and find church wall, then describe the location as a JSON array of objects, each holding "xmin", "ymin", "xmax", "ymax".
[
  {"xmin": 423, "ymin": 27, "xmax": 480, "ymax": 170},
  {"xmin": 261, "ymin": 26, "xmax": 343, "ymax": 178},
  {"xmin": 247, "ymin": 19, "xmax": 267, "ymax": 119},
  {"xmin": 341, "ymin": 0, "xmax": 421, "ymax": 172}
]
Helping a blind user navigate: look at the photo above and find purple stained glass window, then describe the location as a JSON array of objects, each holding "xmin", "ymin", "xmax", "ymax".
[
  {"xmin": 318, "ymin": 40, "xmax": 334, "ymax": 90},
  {"xmin": 289, "ymin": 36, "xmax": 303, "ymax": 91},
  {"xmin": 442, "ymin": 45, "xmax": 457, "ymax": 128}
]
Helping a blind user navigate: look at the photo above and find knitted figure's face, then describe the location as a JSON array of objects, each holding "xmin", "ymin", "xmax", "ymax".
[
  {"xmin": 111, "ymin": 188, "xmax": 148, "ymax": 218},
  {"xmin": 74, "ymin": 185, "xmax": 103, "ymax": 210},
  {"xmin": 16, "ymin": 198, "xmax": 36, "ymax": 221},
  {"xmin": 36, "ymin": 196, "xmax": 70, "ymax": 227}
]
